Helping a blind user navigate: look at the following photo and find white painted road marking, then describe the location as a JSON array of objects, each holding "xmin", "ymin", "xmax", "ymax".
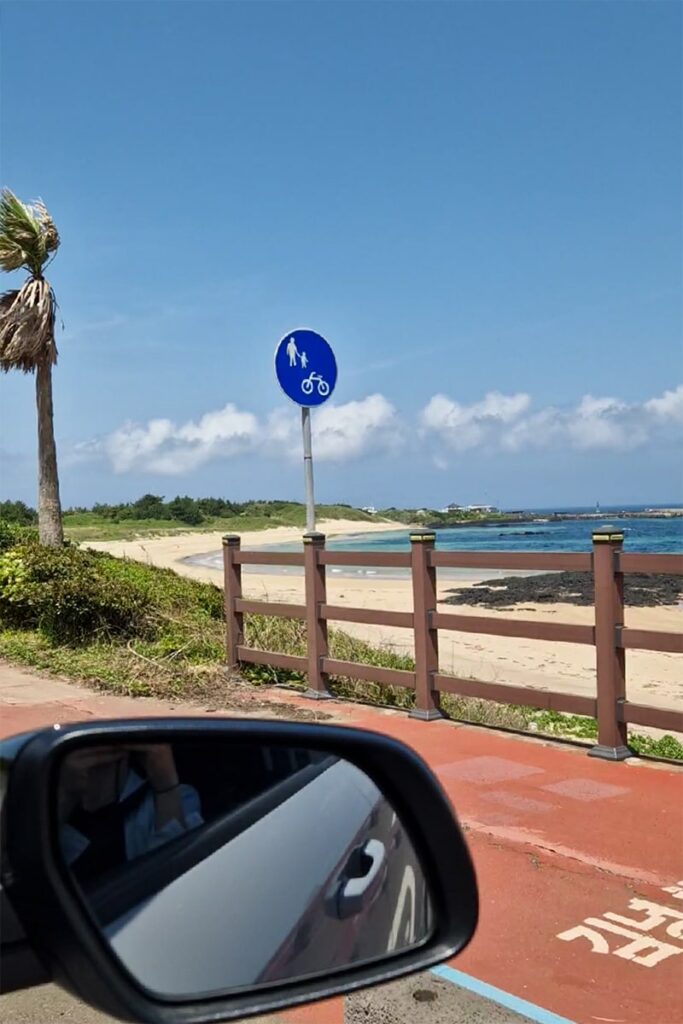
[{"xmin": 557, "ymin": 888, "xmax": 683, "ymax": 967}]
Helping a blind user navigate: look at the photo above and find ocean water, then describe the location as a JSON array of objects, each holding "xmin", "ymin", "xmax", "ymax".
[
  {"xmin": 329, "ymin": 514, "xmax": 683, "ymax": 556},
  {"xmin": 188, "ymin": 508, "xmax": 682, "ymax": 580}
]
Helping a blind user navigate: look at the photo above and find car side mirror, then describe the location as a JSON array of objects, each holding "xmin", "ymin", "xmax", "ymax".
[{"xmin": 2, "ymin": 718, "xmax": 477, "ymax": 1023}]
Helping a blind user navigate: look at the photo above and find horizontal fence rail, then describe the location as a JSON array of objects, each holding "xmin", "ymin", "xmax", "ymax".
[
  {"xmin": 617, "ymin": 553, "xmax": 683, "ymax": 574},
  {"xmin": 429, "ymin": 551, "xmax": 594, "ymax": 572},
  {"xmin": 236, "ymin": 647, "xmax": 307, "ymax": 673},
  {"xmin": 321, "ymin": 604, "xmax": 415, "ymax": 629},
  {"xmin": 432, "ymin": 611, "xmax": 595, "ymax": 646},
  {"xmin": 433, "ymin": 674, "xmax": 598, "ymax": 718},
  {"xmin": 619, "ymin": 627, "xmax": 683, "ymax": 654},
  {"xmin": 321, "ymin": 658, "xmax": 417, "ymax": 690},
  {"xmin": 234, "ymin": 551, "xmax": 305, "ymax": 566},
  {"xmin": 235, "ymin": 599, "xmax": 306, "ymax": 619},
  {"xmin": 620, "ymin": 702, "xmax": 683, "ymax": 734},
  {"xmin": 319, "ymin": 551, "xmax": 412, "ymax": 568},
  {"xmin": 222, "ymin": 529, "xmax": 683, "ymax": 761}
]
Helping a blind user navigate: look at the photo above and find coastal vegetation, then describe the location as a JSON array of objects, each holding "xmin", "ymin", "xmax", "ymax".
[
  {"xmin": 0, "ymin": 500, "xmax": 37, "ymax": 526},
  {"xmin": 381, "ymin": 506, "xmax": 507, "ymax": 528},
  {"xmin": 0, "ymin": 497, "xmax": 377, "ymax": 543},
  {"xmin": 0, "ymin": 495, "xmax": 516, "ymax": 543},
  {"xmin": 0, "ymin": 524, "xmax": 680, "ymax": 761},
  {"xmin": 6, "ymin": 495, "xmax": 679, "ymax": 546}
]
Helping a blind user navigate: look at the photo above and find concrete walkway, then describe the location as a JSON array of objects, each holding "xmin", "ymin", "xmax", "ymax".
[{"xmin": 1, "ymin": 662, "xmax": 682, "ymax": 1024}]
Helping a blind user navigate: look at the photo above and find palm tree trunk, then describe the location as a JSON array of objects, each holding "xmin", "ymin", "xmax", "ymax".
[{"xmin": 35, "ymin": 356, "xmax": 64, "ymax": 546}]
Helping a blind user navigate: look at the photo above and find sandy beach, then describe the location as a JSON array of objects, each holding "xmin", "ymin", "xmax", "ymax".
[{"xmin": 86, "ymin": 521, "xmax": 682, "ymax": 719}]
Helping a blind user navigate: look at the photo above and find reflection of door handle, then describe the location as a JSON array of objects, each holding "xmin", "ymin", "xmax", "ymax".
[{"xmin": 334, "ymin": 839, "xmax": 386, "ymax": 920}]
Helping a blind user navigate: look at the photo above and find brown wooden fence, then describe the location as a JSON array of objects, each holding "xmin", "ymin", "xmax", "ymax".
[{"xmin": 222, "ymin": 528, "xmax": 683, "ymax": 760}]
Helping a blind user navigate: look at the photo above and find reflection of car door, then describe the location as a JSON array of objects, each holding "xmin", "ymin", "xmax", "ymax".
[
  {"xmin": 326, "ymin": 798, "xmax": 430, "ymax": 965},
  {"xmin": 97, "ymin": 761, "xmax": 384, "ymax": 995},
  {"xmin": 255, "ymin": 761, "xmax": 386, "ymax": 982},
  {"xmin": 95, "ymin": 759, "xmax": 429, "ymax": 998},
  {"xmin": 260, "ymin": 769, "xmax": 430, "ymax": 981}
]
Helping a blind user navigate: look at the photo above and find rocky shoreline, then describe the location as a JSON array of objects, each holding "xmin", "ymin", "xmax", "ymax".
[
  {"xmin": 426, "ymin": 510, "xmax": 683, "ymax": 530},
  {"xmin": 444, "ymin": 572, "xmax": 683, "ymax": 608}
]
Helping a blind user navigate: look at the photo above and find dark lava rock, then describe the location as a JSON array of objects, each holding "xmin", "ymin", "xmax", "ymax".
[{"xmin": 444, "ymin": 572, "xmax": 683, "ymax": 608}]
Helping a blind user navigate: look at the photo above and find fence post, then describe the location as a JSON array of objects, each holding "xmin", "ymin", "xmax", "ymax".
[
  {"xmin": 409, "ymin": 530, "xmax": 443, "ymax": 721},
  {"xmin": 222, "ymin": 534, "xmax": 243, "ymax": 669},
  {"xmin": 303, "ymin": 532, "xmax": 331, "ymax": 699},
  {"xmin": 590, "ymin": 527, "xmax": 631, "ymax": 760}
]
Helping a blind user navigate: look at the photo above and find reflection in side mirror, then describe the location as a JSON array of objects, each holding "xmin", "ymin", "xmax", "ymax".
[{"xmin": 57, "ymin": 739, "xmax": 434, "ymax": 999}]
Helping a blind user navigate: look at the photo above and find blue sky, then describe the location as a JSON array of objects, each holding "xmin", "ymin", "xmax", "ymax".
[{"xmin": 1, "ymin": 0, "xmax": 681, "ymax": 510}]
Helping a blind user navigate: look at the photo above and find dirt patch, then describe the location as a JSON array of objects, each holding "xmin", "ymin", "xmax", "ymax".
[{"xmin": 164, "ymin": 672, "xmax": 335, "ymax": 721}]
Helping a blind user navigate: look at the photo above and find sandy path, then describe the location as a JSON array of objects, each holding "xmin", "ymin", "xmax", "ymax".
[{"xmin": 85, "ymin": 524, "xmax": 683, "ymax": 717}]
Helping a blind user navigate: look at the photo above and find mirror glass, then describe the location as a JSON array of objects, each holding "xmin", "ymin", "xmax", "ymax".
[{"xmin": 56, "ymin": 738, "xmax": 434, "ymax": 999}]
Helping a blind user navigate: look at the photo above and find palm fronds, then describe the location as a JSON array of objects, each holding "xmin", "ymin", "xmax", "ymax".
[
  {"xmin": 0, "ymin": 279, "xmax": 57, "ymax": 372},
  {"xmin": 0, "ymin": 190, "xmax": 60, "ymax": 371},
  {"xmin": 0, "ymin": 189, "xmax": 60, "ymax": 276}
]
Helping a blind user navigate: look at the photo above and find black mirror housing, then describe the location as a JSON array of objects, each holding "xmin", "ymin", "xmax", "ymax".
[{"xmin": 2, "ymin": 718, "xmax": 477, "ymax": 1023}]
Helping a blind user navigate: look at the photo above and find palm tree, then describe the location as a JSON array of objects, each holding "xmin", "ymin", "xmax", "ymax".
[{"xmin": 0, "ymin": 189, "xmax": 63, "ymax": 546}]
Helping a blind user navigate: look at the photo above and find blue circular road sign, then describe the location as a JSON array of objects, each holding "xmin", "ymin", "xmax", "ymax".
[{"xmin": 274, "ymin": 329, "xmax": 337, "ymax": 408}]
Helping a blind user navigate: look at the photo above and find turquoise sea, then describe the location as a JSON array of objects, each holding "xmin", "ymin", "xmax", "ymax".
[
  {"xmin": 328, "ymin": 509, "xmax": 683, "ymax": 556},
  {"xmin": 188, "ymin": 507, "xmax": 682, "ymax": 581}
]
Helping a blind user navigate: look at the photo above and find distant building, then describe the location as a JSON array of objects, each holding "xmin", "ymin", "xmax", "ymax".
[
  {"xmin": 361, "ymin": 506, "xmax": 378, "ymax": 515},
  {"xmin": 439, "ymin": 502, "xmax": 499, "ymax": 515}
]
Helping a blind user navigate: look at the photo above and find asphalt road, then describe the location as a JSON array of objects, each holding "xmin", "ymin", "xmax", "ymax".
[
  {"xmin": 4, "ymin": 666, "xmax": 680, "ymax": 1023},
  {"xmin": 1, "ymin": 975, "xmax": 538, "ymax": 1024}
]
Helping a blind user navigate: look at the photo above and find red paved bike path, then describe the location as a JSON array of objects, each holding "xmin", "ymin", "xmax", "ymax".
[{"xmin": 2, "ymin": 667, "xmax": 682, "ymax": 1024}]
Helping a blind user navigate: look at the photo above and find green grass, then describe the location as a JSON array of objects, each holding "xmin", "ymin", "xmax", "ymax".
[
  {"xmin": 4, "ymin": 618, "xmax": 679, "ymax": 760},
  {"xmin": 2, "ymin": 620, "xmax": 679, "ymax": 760},
  {"xmin": 0, "ymin": 629, "xmax": 162, "ymax": 697},
  {"xmin": 1, "ymin": 534, "xmax": 680, "ymax": 762},
  {"xmin": 523, "ymin": 709, "xmax": 683, "ymax": 761},
  {"xmin": 63, "ymin": 504, "xmax": 377, "ymax": 543}
]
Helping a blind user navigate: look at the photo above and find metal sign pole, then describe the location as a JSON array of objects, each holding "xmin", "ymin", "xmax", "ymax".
[
  {"xmin": 302, "ymin": 406, "xmax": 315, "ymax": 532},
  {"xmin": 275, "ymin": 329, "xmax": 336, "ymax": 536}
]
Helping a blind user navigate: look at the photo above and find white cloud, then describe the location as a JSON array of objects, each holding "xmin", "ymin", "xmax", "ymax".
[
  {"xmin": 565, "ymin": 395, "xmax": 645, "ymax": 450},
  {"xmin": 644, "ymin": 385, "xmax": 683, "ymax": 425},
  {"xmin": 420, "ymin": 391, "xmax": 531, "ymax": 450},
  {"xmin": 500, "ymin": 407, "xmax": 565, "ymax": 451},
  {"xmin": 421, "ymin": 385, "xmax": 683, "ymax": 453},
  {"xmin": 78, "ymin": 384, "xmax": 682, "ymax": 476},
  {"xmin": 266, "ymin": 394, "xmax": 400, "ymax": 461},
  {"xmin": 309, "ymin": 394, "xmax": 400, "ymax": 461},
  {"xmin": 264, "ymin": 408, "xmax": 299, "ymax": 450},
  {"xmin": 93, "ymin": 395, "xmax": 399, "ymax": 475},
  {"xmin": 105, "ymin": 405, "xmax": 260, "ymax": 474}
]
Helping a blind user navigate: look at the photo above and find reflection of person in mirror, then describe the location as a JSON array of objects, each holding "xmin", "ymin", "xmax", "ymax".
[{"xmin": 59, "ymin": 744, "xmax": 203, "ymax": 879}]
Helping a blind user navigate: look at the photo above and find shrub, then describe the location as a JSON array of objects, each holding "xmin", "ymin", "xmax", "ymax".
[
  {"xmin": 0, "ymin": 537, "xmax": 226, "ymax": 649},
  {"xmin": 92, "ymin": 554, "xmax": 224, "ymax": 620},
  {"xmin": 0, "ymin": 544, "xmax": 151, "ymax": 641},
  {"xmin": 0, "ymin": 520, "xmax": 39, "ymax": 551}
]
